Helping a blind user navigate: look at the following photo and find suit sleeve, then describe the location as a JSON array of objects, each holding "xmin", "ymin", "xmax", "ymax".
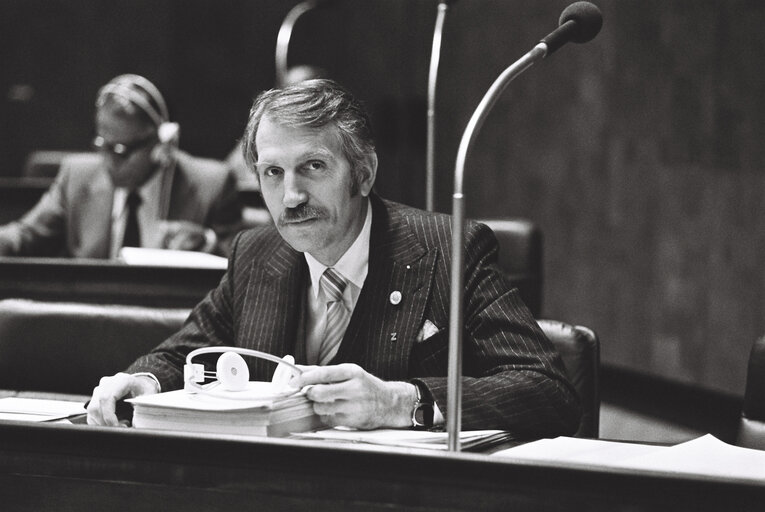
[
  {"xmin": 414, "ymin": 222, "xmax": 581, "ymax": 438},
  {"xmin": 0, "ymin": 164, "xmax": 70, "ymax": 256},
  {"xmin": 126, "ymin": 231, "xmax": 242, "ymax": 391}
]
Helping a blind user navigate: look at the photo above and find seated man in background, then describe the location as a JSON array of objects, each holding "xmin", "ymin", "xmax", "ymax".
[
  {"xmin": 0, "ymin": 74, "xmax": 242, "ymax": 258},
  {"xmin": 88, "ymin": 79, "xmax": 580, "ymax": 437}
]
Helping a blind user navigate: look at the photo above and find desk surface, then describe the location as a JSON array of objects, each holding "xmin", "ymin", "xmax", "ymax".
[
  {"xmin": 0, "ymin": 257, "xmax": 224, "ymax": 307},
  {"xmin": 0, "ymin": 421, "xmax": 762, "ymax": 511}
]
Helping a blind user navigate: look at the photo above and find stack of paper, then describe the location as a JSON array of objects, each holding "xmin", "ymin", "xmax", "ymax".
[{"xmin": 127, "ymin": 384, "xmax": 323, "ymax": 437}]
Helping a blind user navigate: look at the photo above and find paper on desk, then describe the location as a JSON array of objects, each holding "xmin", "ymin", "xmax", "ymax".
[
  {"xmin": 617, "ymin": 434, "xmax": 765, "ymax": 481},
  {"xmin": 494, "ymin": 434, "xmax": 765, "ymax": 482},
  {"xmin": 292, "ymin": 428, "xmax": 506, "ymax": 450},
  {"xmin": 119, "ymin": 247, "xmax": 227, "ymax": 269},
  {"xmin": 0, "ymin": 397, "xmax": 87, "ymax": 422},
  {"xmin": 493, "ymin": 436, "xmax": 666, "ymax": 465}
]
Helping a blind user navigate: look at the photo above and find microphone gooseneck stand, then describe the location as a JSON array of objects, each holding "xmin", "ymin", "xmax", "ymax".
[
  {"xmin": 275, "ymin": 0, "xmax": 321, "ymax": 85},
  {"xmin": 446, "ymin": 2, "xmax": 603, "ymax": 452},
  {"xmin": 446, "ymin": 42, "xmax": 548, "ymax": 452},
  {"xmin": 425, "ymin": 1, "xmax": 452, "ymax": 212}
]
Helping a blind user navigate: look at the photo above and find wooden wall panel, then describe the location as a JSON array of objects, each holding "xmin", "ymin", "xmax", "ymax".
[
  {"xmin": 2, "ymin": 0, "xmax": 764, "ymax": 396},
  {"xmin": 426, "ymin": 0, "xmax": 765, "ymax": 395}
]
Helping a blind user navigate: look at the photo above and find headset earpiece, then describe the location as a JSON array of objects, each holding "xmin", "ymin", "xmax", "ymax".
[
  {"xmin": 150, "ymin": 122, "xmax": 180, "ymax": 166},
  {"xmin": 216, "ymin": 351, "xmax": 250, "ymax": 391},
  {"xmin": 158, "ymin": 122, "xmax": 180, "ymax": 146},
  {"xmin": 271, "ymin": 355, "xmax": 298, "ymax": 392}
]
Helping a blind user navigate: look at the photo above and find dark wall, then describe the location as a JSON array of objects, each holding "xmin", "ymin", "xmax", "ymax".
[
  {"xmin": 433, "ymin": 0, "xmax": 765, "ymax": 397},
  {"xmin": 0, "ymin": 0, "xmax": 278, "ymax": 172},
  {"xmin": 2, "ymin": 0, "xmax": 764, "ymax": 396}
]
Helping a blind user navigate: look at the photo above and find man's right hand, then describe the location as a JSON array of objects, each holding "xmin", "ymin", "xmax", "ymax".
[{"xmin": 86, "ymin": 373, "xmax": 159, "ymax": 427}]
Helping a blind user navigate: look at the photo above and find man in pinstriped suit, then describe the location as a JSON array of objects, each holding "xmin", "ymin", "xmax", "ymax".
[{"xmin": 88, "ymin": 79, "xmax": 580, "ymax": 438}]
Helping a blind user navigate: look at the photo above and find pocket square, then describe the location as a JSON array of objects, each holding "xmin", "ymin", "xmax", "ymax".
[{"xmin": 416, "ymin": 319, "xmax": 440, "ymax": 343}]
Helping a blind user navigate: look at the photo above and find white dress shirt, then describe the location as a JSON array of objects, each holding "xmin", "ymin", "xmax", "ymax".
[
  {"xmin": 109, "ymin": 168, "xmax": 165, "ymax": 258},
  {"xmin": 303, "ymin": 199, "xmax": 372, "ymax": 365}
]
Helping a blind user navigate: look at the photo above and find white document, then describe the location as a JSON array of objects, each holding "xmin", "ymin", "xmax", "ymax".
[
  {"xmin": 618, "ymin": 434, "xmax": 765, "ymax": 482},
  {"xmin": 0, "ymin": 397, "xmax": 87, "ymax": 422},
  {"xmin": 493, "ymin": 436, "xmax": 666, "ymax": 465},
  {"xmin": 292, "ymin": 428, "xmax": 508, "ymax": 450},
  {"xmin": 494, "ymin": 434, "xmax": 765, "ymax": 482},
  {"xmin": 119, "ymin": 247, "xmax": 227, "ymax": 269}
]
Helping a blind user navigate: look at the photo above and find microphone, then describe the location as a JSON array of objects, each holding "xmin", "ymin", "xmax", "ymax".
[
  {"xmin": 445, "ymin": 2, "xmax": 602, "ymax": 452},
  {"xmin": 541, "ymin": 2, "xmax": 603, "ymax": 56}
]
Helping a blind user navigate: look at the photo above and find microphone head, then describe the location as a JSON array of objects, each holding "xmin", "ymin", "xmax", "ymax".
[{"xmin": 559, "ymin": 2, "xmax": 603, "ymax": 43}]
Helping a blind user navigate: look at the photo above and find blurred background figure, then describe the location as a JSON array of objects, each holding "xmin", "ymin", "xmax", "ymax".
[{"xmin": 0, "ymin": 74, "xmax": 243, "ymax": 258}]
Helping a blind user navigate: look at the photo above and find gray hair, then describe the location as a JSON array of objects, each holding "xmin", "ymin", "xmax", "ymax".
[{"xmin": 242, "ymin": 79, "xmax": 376, "ymax": 187}]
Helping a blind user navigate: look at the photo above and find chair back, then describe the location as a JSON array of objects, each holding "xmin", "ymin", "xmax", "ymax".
[
  {"xmin": 538, "ymin": 319, "xmax": 600, "ymax": 438},
  {"xmin": 0, "ymin": 299, "xmax": 188, "ymax": 396},
  {"xmin": 476, "ymin": 218, "xmax": 543, "ymax": 317},
  {"xmin": 737, "ymin": 335, "xmax": 765, "ymax": 450}
]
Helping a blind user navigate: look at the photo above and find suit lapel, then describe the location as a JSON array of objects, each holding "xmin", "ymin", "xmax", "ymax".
[
  {"xmin": 238, "ymin": 237, "xmax": 307, "ymax": 380},
  {"xmin": 334, "ymin": 196, "xmax": 438, "ymax": 380}
]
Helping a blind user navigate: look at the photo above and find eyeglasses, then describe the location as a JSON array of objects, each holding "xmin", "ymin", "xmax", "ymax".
[{"xmin": 92, "ymin": 133, "xmax": 156, "ymax": 157}]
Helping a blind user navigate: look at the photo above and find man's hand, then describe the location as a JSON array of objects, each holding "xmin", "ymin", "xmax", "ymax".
[
  {"xmin": 158, "ymin": 220, "xmax": 210, "ymax": 251},
  {"xmin": 294, "ymin": 363, "xmax": 416, "ymax": 430},
  {"xmin": 86, "ymin": 373, "xmax": 159, "ymax": 427}
]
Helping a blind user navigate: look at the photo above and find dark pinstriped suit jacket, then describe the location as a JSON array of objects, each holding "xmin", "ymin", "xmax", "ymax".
[{"xmin": 128, "ymin": 194, "xmax": 580, "ymax": 437}]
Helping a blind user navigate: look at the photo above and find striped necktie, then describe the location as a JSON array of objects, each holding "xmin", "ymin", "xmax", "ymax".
[{"xmin": 318, "ymin": 267, "xmax": 350, "ymax": 365}]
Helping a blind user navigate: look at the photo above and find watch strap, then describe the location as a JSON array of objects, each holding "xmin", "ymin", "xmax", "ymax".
[{"xmin": 410, "ymin": 381, "xmax": 434, "ymax": 429}]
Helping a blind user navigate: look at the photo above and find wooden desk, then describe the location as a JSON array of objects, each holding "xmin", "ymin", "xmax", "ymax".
[
  {"xmin": 0, "ymin": 257, "xmax": 224, "ymax": 307},
  {"xmin": 0, "ymin": 421, "xmax": 762, "ymax": 511}
]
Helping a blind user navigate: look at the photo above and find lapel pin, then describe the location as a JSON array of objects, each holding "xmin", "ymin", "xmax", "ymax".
[
  {"xmin": 390, "ymin": 332, "xmax": 398, "ymax": 342},
  {"xmin": 389, "ymin": 290, "xmax": 402, "ymax": 305}
]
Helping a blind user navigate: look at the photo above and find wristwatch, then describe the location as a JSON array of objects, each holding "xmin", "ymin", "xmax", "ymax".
[{"xmin": 411, "ymin": 381, "xmax": 434, "ymax": 429}]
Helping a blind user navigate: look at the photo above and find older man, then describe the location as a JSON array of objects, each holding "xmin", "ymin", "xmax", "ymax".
[
  {"xmin": 0, "ymin": 74, "xmax": 242, "ymax": 257},
  {"xmin": 88, "ymin": 79, "xmax": 579, "ymax": 437}
]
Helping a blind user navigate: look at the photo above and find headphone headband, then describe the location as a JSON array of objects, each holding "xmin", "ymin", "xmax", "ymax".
[
  {"xmin": 184, "ymin": 347, "xmax": 302, "ymax": 400},
  {"xmin": 96, "ymin": 74, "xmax": 169, "ymax": 127}
]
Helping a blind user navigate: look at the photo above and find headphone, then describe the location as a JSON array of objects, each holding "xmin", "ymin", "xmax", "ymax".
[
  {"xmin": 184, "ymin": 347, "xmax": 303, "ymax": 400},
  {"xmin": 96, "ymin": 74, "xmax": 180, "ymax": 162}
]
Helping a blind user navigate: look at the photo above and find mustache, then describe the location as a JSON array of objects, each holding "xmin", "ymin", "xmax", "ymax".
[{"xmin": 279, "ymin": 204, "xmax": 326, "ymax": 225}]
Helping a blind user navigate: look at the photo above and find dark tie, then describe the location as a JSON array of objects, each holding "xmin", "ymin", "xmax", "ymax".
[
  {"xmin": 318, "ymin": 268, "xmax": 350, "ymax": 365},
  {"xmin": 122, "ymin": 191, "xmax": 142, "ymax": 248}
]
